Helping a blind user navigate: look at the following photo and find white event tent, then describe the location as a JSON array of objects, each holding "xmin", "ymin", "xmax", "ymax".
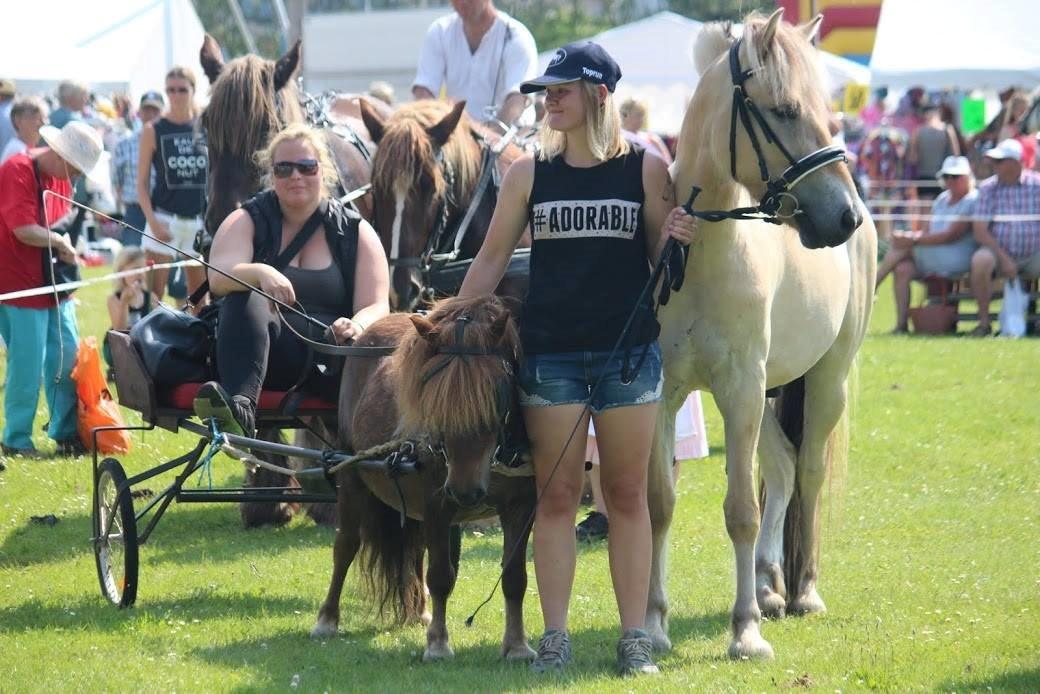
[
  {"xmin": 536, "ymin": 11, "xmax": 870, "ymax": 135},
  {"xmin": 0, "ymin": 0, "xmax": 206, "ymax": 102},
  {"xmin": 870, "ymin": 0, "xmax": 1040, "ymax": 90}
]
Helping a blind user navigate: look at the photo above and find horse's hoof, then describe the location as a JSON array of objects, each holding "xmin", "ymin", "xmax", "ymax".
[
  {"xmin": 728, "ymin": 633, "xmax": 774, "ymax": 660},
  {"xmin": 789, "ymin": 589, "xmax": 826, "ymax": 616},
  {"xmin": 310, "ymin": 618, "xmax": 338, "ymax": 639},
  {"xmin": 422, "ymin": 643, "xmax": 455, "ymax": 662},
  {"xmin": 758, "ymin": 586, "xmax": 787, "ymax": 620},
  {"xmin": 502, "ymin": 642, "xmax": 536, "ymax": 662}
]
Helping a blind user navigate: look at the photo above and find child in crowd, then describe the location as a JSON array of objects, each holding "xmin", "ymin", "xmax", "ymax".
[{"xmin": 104, "ymin": 246, "xmax": 155, "ymax": 369}]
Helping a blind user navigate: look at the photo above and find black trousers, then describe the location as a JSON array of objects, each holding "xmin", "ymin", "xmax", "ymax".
[{"xmin": 215, "ymin": 291, "xmax": 340, "ymax": 405}]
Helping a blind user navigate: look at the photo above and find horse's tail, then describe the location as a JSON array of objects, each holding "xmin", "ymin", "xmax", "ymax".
[
  {"xmin": 358, "ymin": 491, "xmax": 426, "ymax": 624},
  {"xmin": 774, "ymin": 368, "xmax": 852, "ymax": 593}
]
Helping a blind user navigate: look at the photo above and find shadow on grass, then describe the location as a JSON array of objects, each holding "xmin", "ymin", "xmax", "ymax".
[
  {"xmin": 0, "ymin": 591, "xmax": 314, "ymax": 635},
  {"xmin": 941, "ymin": 668, "xmax": 1040, "ymax": 693},
  {"xmin": 188, "ymin": 611, "xmax": 731, "ymax": 690},
  {"xmin": 0, "ymin": 503, "xmax": 333, "ymax": 569}
]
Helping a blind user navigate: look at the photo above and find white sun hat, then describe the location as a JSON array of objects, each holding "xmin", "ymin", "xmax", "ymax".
[
  {"xmin": 38, "ymin": 120, "xmax": 106, "ymax": 185},
  {"xmin": 936, "ymin": 155, "xmax": 972, "ymax": 179}
]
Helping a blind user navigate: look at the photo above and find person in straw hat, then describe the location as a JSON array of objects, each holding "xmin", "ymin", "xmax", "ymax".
[{"xmin": 0, "ymin": 120, "xmax": 105, "ymax": 461}]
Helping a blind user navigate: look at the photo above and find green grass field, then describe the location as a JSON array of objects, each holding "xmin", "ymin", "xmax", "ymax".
[{"xmin": 1, "ymin": 268, "xmax": 1038, "ymax": 692}]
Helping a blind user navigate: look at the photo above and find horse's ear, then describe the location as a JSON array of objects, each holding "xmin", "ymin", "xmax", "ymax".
[
  {"xmin": 760, "ymin": 8, "xmax": 785, "ymax": 55},
  {"xmin": 359, "ymin": 97, "xmax": 386, "ymax": 144},
  {"xmin": 799, "ymin": 14, "xmax": 824, "ymax": 44},
  {"xmin": 409, "ymin": 314, "xmax": 436, "ymax": 341},
  {"xmin": 427, "ymin": 100, "xmax": 467, "ymax": 148},
  {"xmin": 200, "ymin": 33, "xmax": 225, "ymax": 84},
  {"xmin": 274, "ymin": 40, "xmax": 302, "ymax": 92}
]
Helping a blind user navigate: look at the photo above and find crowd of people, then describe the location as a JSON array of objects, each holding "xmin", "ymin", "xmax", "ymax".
[
  {"xmin": 849, "ymin": 86, "xmax": 1040, "ymax": 335},
  {"xmin": 2, "ymin": 0, "xmax": 1035, "ymax": 678}
]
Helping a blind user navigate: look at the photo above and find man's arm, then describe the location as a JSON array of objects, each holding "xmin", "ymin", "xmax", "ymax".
[
  {"xmin": 495, "ymin": 93, "xmax": 529, "ymax": 125},
  {"xmin": 13, "ymin": 224, "xmax": 77, "ymax": 262},
  {"xmin": 494, "ymin": 19, "xmax": 538, "ymax": 124},
  {"xmin": 413, "ymin": 20, "xmax": 446, "ymax": 101},
  {"xmin": 412, "ymin": 85, "xmax": 436, "ymax": 101}
]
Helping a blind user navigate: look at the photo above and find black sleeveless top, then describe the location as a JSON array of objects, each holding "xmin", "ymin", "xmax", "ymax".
[
  {"xmin": 241, "ymin": 190, "xmax": 360, "ymax": 321},
  {"xmin": 150, "ymin": 117, "xmax": 207, "ymax": 217},
  {"xmin": 522, "ymin": 145, "xmax": 658, "ymax": 353}
]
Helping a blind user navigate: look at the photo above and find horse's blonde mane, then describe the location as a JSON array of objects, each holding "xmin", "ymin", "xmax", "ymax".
[
  {"xmin": 202, "ymin": 54, "xmax": 305, "ymax": 164},
  {"xmin": 393, "ymin": 295, "xmax": 519, "ymax": 438},
  {"xmin": 371, "ymin": 100, "xmax": 481, "ymax": 203},
  {"xmin": 742, "ymin": 12, "xmax": 828, "ymax": 114},
  {"xmin": 693, "ymin": 20, "xmax": 735, "ymax": 76}
]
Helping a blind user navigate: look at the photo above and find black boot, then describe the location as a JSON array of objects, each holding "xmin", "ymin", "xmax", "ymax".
[{"xmin": 193, "ymin": 382, "xmax": 256, "ymax": 438}]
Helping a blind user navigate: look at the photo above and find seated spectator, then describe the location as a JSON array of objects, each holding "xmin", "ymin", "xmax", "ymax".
[
  {"xmin": 194, "ymin": 124, "xmax": 390, "ymax": 437},
  {"xmin": 619, "ymin": 97, "xmax": 672, "ymax": 164},
  {"xmin": 104, "ymin": 246, "xmax": 157, "ymax": 369},
  {"xmin": 969, "ymin": 139, "xmax": 1040, "ymax": 336},
  {"xmin": 1, "ymin": 96, "xmax": 48, "ymax": 164},
  {"xmin": 875, "ymin": 156, "xmax": 978, "ymax": 333}
]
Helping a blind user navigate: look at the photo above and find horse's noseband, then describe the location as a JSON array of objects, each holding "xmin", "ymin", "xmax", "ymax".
[{"xmin": 727, "ymin": 39, "xmax": 847, "ymax": 220}]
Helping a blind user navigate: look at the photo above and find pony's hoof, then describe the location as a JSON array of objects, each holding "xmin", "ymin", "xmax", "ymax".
[
  {"xmin": 310, "ymin": 618, "xmax": 338, "ymax": 639},
  {"xmin": 502, "ymin": 642, "xmax": 536, "ymax": 662},
  {"xmin": 758, "ymin": 586, "xmax": 787, "ymax": 619},
  {"xmin": 728, "ymin": 633, "xmax": 774, "ymax": 660},
  {"xmin": 648, "ymin": 628, "xmax": 672, "ymax": 652},
  {"xmin": 789, "ymin": 589, "xmax": 826, "ymax": 616},
  {"xmin": 422, "ymin": 643, "xmax": 455, "ymax": 662}
]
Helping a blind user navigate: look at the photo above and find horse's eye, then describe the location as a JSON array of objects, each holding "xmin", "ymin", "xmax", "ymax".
[{"xmin": 770, "ymin": 105, "xmax": 799, "ymax": 120}]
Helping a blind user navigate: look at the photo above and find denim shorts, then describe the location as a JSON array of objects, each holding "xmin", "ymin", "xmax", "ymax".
[{"xmin": 517, "ymin": 342, "xmax": 663, "ymax": 413}]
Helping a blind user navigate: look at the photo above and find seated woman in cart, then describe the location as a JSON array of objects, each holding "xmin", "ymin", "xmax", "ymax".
[{"xmin": 193, "ymin": 123, "xmax": 390, "ymax": 437}]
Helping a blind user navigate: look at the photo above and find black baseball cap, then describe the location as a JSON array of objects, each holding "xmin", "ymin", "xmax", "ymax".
[{"xmin": 520, "ymin": 41, "xmax": 622, "ymax": 94}]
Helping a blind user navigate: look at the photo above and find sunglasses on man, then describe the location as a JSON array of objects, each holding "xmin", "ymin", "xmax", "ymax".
[{"xmin": 273, "ymin": 159, "xmax": 320, "ymax": 178}]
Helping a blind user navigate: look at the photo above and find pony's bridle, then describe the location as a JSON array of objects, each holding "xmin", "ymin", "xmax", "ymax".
[
  {"xmin": 419, "ymin": 313, "xmax": 524, "ymax": 468},
  {"xmin": 726, "ymin": 38, "xmax": 847, "ymax": 221}
]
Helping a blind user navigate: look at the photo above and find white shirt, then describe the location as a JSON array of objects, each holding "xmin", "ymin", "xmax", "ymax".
[
  {"xmin": 0, "ymin": 137, "xmax": 28, "ymax": 164},
  {"xmin": 413, "ymin": 11, "xmax": 538, "ymax": 125}
]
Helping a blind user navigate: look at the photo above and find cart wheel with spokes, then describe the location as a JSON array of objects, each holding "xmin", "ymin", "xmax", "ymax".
[{"xmin": 93, "ymin": 458, "xmax": 139, "ymax": 607}]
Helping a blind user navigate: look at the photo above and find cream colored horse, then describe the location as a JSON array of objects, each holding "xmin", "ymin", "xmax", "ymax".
[{"xmin": 645, "ymin": 10, "xmax": 877, "ymax": 659}]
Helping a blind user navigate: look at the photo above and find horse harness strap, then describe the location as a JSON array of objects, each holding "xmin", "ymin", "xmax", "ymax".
[{"xmin": 697, "ymin": 39, "xmax": 849, "ymax": 225}]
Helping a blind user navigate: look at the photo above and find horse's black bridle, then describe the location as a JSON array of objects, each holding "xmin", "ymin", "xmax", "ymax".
[{"xmin": 723, "ymin": 38, "xmax": 848, "ymax": 222}]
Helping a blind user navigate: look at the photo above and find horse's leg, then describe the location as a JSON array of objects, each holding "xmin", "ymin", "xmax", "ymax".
[
  {"xmin": 241, "ymin": 427, "xmax": 300, "ymax": 528},
  {"xmin": 715, "ymin": 375, "xmax": 774, "ymax": 660},
  {"xmin": 422, "ymin": 511, "xmax": 457, "ymax": 661},
  {"xmin": 312, "ymin": 474, "xmax": 365, "ymax": 637},
  {"xmin": 645, "ymin": 399, "xmax": 677, "ymax": 651},
  {"xmin": 497, "ymin": 486, "xmax": 536, "ymax": 661},
  {"xmin": 755, "ymin": 405, "xmax": 797, "ymax": 619},
  {"xmin": 786, "ymin": 363, "xmax": 849, "ymax": 616}
]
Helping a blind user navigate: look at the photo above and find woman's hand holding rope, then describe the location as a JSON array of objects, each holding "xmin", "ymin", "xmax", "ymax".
[
  {"xmin": 258, "ymin": 265, "xmax": 297, "ymax": 306},
  {"xmin": 330, "ymin": 316, "xmax": 364, "ymax": 344}
]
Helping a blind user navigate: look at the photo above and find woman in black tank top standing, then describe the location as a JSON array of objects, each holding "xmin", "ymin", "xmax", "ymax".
[
  {"xmin": 458, "ymin": 42, "xmax": 695, "ymax": 677},
  {"xmin": 136, "ymin": 66, "xmax": 208, "ymax": 302},
  {"xmin": 193, "ymin": 124, "xmax": 390, "ymax": 439}
]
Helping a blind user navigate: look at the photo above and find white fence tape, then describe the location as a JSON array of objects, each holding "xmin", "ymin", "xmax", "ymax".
[{"xmin": 0, "ymin": 259, "xmax": 200, "ymax": 303}]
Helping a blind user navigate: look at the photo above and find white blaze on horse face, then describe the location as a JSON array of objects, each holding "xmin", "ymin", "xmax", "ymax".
[{"xmin": 389, "ymin": 189, "xmax": 406, "ymax": 262}]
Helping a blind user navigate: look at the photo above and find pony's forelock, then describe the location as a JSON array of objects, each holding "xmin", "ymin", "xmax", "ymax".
[
  {"xmin": 742, "ymin": 12, "xmax": 828, "ymax": 112},
  {"xmin": 393, "ymin": 296, "xmax": 518, "ymax": 439}
]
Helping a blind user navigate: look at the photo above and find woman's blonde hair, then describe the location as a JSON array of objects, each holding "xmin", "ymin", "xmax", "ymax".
[
  {"xmin": 165, "ymin": 66, "xmax": 196, "ymax": 91},
  {"xmin": 538, "ymin": 81, "xmax": 629, "ymax": 162},
  {"xmin": 112, "ymin": 246, "xmax": 147, "ymax": 290},
  {"xmin": 254, "ymin": 122, "xmax": 339, "ymax": 197},
  {"xmin": 619, "ymin": 97, "xmax": 647, "ymax": 120}
]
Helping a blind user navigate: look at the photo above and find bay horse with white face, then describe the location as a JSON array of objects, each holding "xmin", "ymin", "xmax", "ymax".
[
  {"xmin": 359, "ymin": 99, "xmax": 530, "ymax": 311},
  {"xmin": 645, "ymin": 10, "xmax": 876, "ymax": 659}
]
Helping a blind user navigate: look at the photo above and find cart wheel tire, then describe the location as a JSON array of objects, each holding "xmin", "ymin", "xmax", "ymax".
[{"xmin": 94, "ymin": 458, "xmax": 139, "ymax": 607}]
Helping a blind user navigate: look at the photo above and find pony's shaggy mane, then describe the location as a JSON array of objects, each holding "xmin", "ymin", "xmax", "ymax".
[
  {"xmin": 393, "ymin": 295, "xmax": 519, "ymax": 439},
  {"xmin": 202, "ymin": 54, "xmax": 305, "ymax": 166},
  {"xmin": 371, "ymin": 101, "xmax": 481, "ymax": 203}
]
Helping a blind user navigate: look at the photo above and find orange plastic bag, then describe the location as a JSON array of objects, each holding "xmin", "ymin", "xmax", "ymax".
[{"xmin": 70, "ymin": 336, "xmax": 132, "ymax": 454}]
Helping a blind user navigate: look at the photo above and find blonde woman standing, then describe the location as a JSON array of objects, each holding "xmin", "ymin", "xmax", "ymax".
[
  {"xmin": 459, "ymin": 42, "xmax": 695, "ymax": 676},
  {"xmin": 136, "ymin": 66, "xmax": 208, "ymax": 301}
]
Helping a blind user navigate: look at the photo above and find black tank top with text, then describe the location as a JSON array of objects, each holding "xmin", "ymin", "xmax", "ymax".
[
  {"xmin": 522, "ymin": 145, "xmax": 658, "ymax": 353},
  {"xmin": 150, "ymin": 117, "xmax": 207, "ymax": 217}
]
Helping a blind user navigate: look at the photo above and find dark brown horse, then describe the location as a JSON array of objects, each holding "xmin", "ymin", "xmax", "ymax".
[
  {"xmin": 199, "ymin": 33, "xmax": 390, "ymax": 238},
  {"xmin": 198, "ymin": 35, "xmax": 391, "ymax": 528},
  {"xmin": 359, "ymin": 99, "xmax": 530, "ymax": 311},
  {"xmin": 312, "ymin": 295, "xmax": 537, "ymax": 662}
]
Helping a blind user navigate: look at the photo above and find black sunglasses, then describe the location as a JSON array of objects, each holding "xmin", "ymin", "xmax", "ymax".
[
  {"xmin": 941, "ymin": 174, "xmax": 965, "ymax": 180},
  {"xmin": 166, "ymin": 86, "xmax": 190, "ymax": 94},
  {"xmin": 273, "ymin": 159, "xmax": 320, "ymax": 178}
]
